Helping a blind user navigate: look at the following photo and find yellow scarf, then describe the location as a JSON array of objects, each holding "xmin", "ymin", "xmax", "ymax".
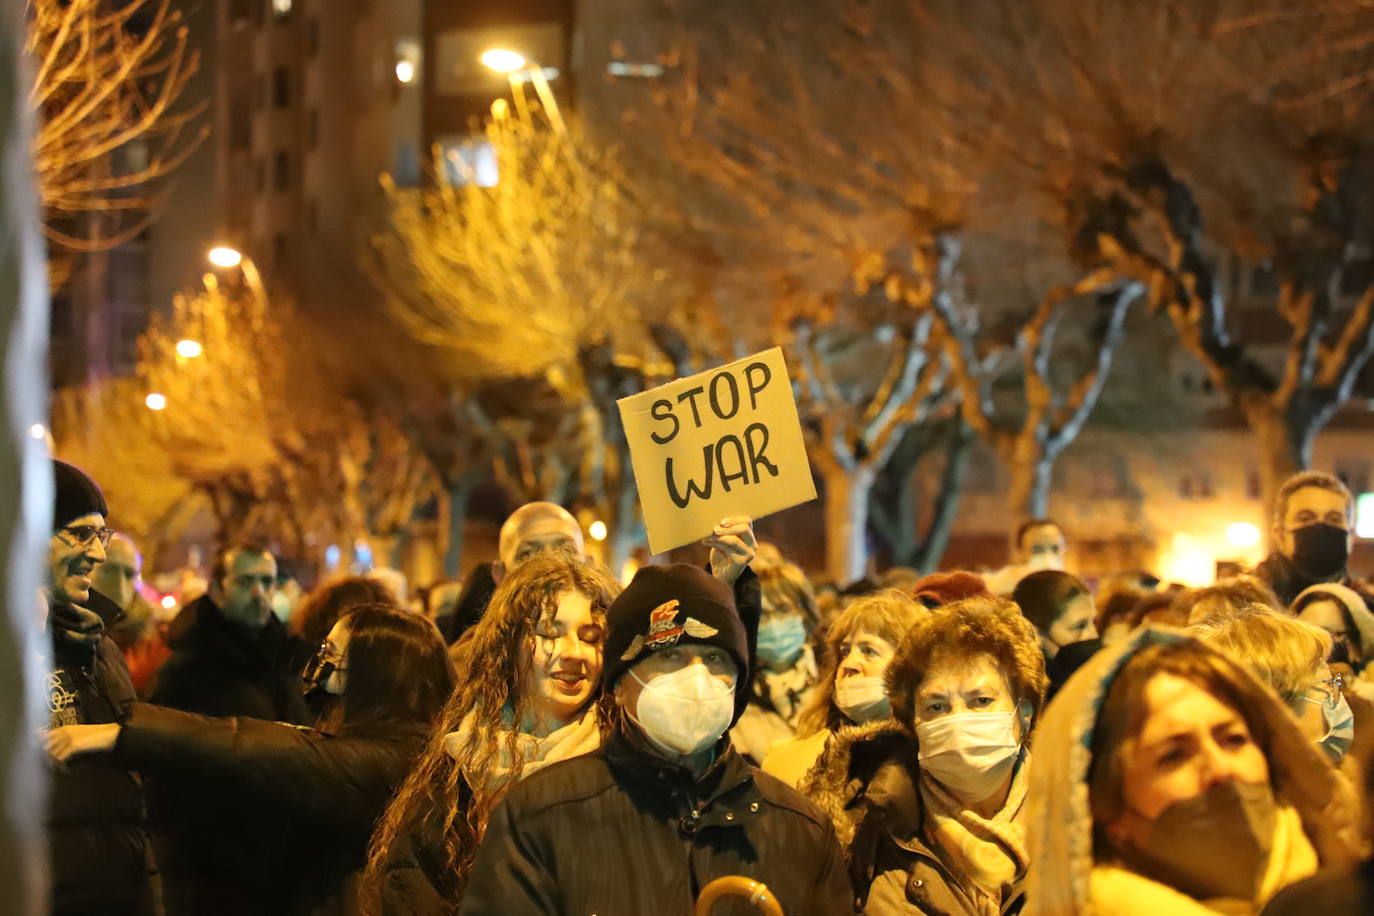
[
  {"xmin": 919, "ymin": 757, "xmax": 1030, "ymax": 916},
  {"xmin": 1089, "ymin": 803, "xmax": 1319, "ymax": 916}
]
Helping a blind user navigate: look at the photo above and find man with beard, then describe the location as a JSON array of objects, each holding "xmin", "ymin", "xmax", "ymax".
[
  {"xmin": 44, "ymin": 459, "xmax": 156, "ymax": 914},
  {"xmin": 1254, "ymin": 471, "xmax": 1362, "ymax": 606}
]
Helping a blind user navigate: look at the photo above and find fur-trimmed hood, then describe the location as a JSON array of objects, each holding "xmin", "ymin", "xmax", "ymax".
[
  {"xmin": 799, "ymin": 719, "xmax": 917, "ymax": 847},
  {"xmin": 1024, "ymin": 626, "xmax": 1366, "ymax": 916},
  {"xmin": 1294, "ymin": 582, "xmax": 1374, "ymax": 667}
]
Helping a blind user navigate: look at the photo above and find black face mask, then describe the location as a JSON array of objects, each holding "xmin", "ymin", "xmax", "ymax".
[
  {"xmin": 301, "ymin": 650, "xmax": 337, "ymax": 698},
  {"xmin": 1289, "ymin": 523, "xmax": 1349, "ymax": 580}
]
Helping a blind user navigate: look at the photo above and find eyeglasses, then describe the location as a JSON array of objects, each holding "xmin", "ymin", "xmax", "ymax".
[
  {"xmin": 59, "ymin": 525, "xmax": 115, "ymax": 548},
  {"xmin": 1300, "ymin": 673, "xmax": 1346, "ymax": 712}
]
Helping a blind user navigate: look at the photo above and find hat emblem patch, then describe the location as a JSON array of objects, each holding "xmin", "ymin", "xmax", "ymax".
[{"xmin": 620, "ymin": 599, "xmax": 723, "ymax": 661}]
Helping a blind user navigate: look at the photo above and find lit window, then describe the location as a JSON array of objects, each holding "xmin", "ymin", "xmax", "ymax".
[
  {"xmin": 440, "ymin": 137, "xmax": 498, "ymax": 187},
  {"xmin": 1357, "ymin": 493, "xmax": 1374, "ymax": 539},
  {"xmin": 272, "ymin": 0, "xmax": 292, "ymax": 17}
]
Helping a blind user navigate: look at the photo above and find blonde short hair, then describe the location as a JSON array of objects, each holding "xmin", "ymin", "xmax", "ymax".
[{"xmin": 1192, "ymin": 606, "xmax": 1332, "ymax": 705}]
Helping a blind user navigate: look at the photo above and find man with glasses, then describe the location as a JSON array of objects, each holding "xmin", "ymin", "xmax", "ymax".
[
  {"xmin": 1255, "ymin": 471, "xmax": 1361, "ymax": 606},
  {"xmin": 44, "ymin": 459, "xmax": 157, "ymax": 914}
]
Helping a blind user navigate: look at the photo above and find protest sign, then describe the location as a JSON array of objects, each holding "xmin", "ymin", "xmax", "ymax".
[{"xmin": 618, "ymin": 347, "xmax": 817, "ymax": 555}]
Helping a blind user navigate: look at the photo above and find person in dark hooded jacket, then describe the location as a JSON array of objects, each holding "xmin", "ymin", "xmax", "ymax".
[
  {"xmin": 43, "ymin": 459, "xmax": 156, "ymax": 916},
  {"xmin": 461, "ymin": 562, "xmax": 852, "ymax": 916},
  {"xmin": 46, "ymin": 604, "xmax": 455, "ymax": 916}
]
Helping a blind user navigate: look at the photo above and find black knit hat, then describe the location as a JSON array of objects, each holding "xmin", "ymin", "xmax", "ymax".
[
  {"xmin": 602, "ymin": 563, "xmax": 751, "ymax": 720},
  {"xmin": 53, "ymin": 459, "xmax": 108, "ymax": 530}
]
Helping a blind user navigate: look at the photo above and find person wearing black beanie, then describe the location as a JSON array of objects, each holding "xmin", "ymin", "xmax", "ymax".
[
  {"xmin": 43, "ymin": 459, "xmax": 158, "ymax": 915},
  {"xmin": 463, "ymin": 527, "xmax": 854, "ymax": 916}
]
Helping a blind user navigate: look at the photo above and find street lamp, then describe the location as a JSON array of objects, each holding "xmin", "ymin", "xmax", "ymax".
[
  {"xmin": 145, "ymin": 393, "xmax": 167, "ymax": 411},
  {"xmin": 206, "ymin": 245, "xmax": 264, "ymax": 299},
  {"xmin": 480, "ymin": 47, "xmax": 566, "ymax": 135},
  {"xmin": 175, "ymin": 339, "xmax": 203, "ymax": 359}
]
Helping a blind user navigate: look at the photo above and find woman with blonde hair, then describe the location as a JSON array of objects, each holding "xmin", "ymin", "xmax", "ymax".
[
  {"xmin": 803, "ymin": 596, "xmax": 1047, "ymax": 914},
  {"xmin": 1025, "ymin": 631, "xmax": 1363, "ymax": 915},
  {"xmin": 761, "ymin": 589, "xmax": 924, "ymax": 787},
  {"xmin": 1192, "ymin": 607, "xmax": 1354, "ymax": 766},
  {"xmin": 358, "ymin": 552, "xmax": 619, "ymax": 911}
]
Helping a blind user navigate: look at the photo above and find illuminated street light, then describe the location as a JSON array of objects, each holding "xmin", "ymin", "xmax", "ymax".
[
  {"xmin": 176, "ymin": 339, "xmax": 203, "ymax": 359},
  {"xmin": 145, "ymin": 393, "xmax": 167, "ymax": 411},
  {"xmin": 588, "ymin": 520, "xmax": 608, "ymax": 542},
  {"xmin": 161, "ymin": 595, "xmax": 177, "ymax": 609},
  {"xmin": 480, "ymin": 48, "xmax": 526, "ymax": 73},
  {"xmin": 1226, "ymin": 522, "xmax": 1261, "ymax": 548},
  {"xmin": 395, "ymin": 59, "xmax": 416, "ymax": 84},
  {"xmin": 207, "ymin": 246, "xmax": 243, "ymax": 268},
  {"xmin": 29, "ymin": 423, "xmax": 46, "ymax": 440}
]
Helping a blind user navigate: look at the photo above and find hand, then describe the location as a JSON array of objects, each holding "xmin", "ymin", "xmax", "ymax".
[
  {"xmin": 44, "ymin": 723, "xmax": 121, "ymax": 763},
  {"xmin": 704, "ymin": 516, "xmax": 756, "ymax": 587}
]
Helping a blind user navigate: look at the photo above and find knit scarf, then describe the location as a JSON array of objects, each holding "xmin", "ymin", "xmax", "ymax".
[
  {"xmin": 919, "ymin": 754, "xmax": 1030, "ymax": 916},
  {"xmin": 48, "ymin": 598, "xmax": 105, "ymax": 664},
  {"xmin": 443, "ymin": 710, "xmax": 602, "ymax": 796}
]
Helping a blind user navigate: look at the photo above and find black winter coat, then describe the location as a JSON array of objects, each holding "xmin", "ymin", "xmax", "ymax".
[
  {"xmin": 1252, "ymin": 551, "xmax": 1357, "ymax": 608},
  {"xmin": 150, "ymin": 594, "xmax": 310, "ymax": 722},
  {"xmin": 462, "ymin": 731, "xmax": 853, "ymax": 916},
  {"xmin": 46, "ymin": 591, "xmax": 156, "ymax": 916},
  {"xmin": 117, "ymin": 702, "xmax": 425, "ymax": 915}
]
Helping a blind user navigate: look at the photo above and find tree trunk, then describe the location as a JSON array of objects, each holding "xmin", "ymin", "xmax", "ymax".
[
  {"xmin": 2, "ymin": 6, "xmax": 55, "ymax": 904},
  {"xmin": 441, "ymin": 474, "xmax": 477, "ymax": 577},
  {"xmin": 912, "ymin": 420, "xmax": 973, "ymax": 573},
  {"xmin": 1005, "ymin": 442, "xmax": 1054, "ymax": 523},
  {"xmin": 1248, "ymin": 401, "xmax": 1314, "ymax": 538},
  {"xmin": 822, "ymin": 462, "xmax": 875, "ymax": 585}
]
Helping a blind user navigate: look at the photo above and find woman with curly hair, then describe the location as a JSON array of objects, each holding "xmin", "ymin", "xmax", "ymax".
[
  {"xmin": 802, "ymin": 596, "xmax": 1047, "ymax": 915},
  {"xmin": 761, "ymin": 590, "xmax": 925, "ymax": 787},
  {"xmin": 358, "ymin": 552, "xmax": 620, "ymax": 912}
]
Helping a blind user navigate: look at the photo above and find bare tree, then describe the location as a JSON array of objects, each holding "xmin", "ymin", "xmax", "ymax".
[
  {"xmin": 907, "ymin": 0, "xmax": 1374, "ymax": 515},
  {"xmin": 26, "ymin": 0, "xmax": 202, "ymax": 266}
]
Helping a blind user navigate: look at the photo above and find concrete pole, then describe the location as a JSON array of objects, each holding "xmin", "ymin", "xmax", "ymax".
[{"xmin": 0, "ymin": 3, "xmax": 55, "ymax": 912}]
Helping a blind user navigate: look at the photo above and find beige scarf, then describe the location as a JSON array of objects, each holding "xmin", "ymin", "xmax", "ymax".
[
  {"xmin": 443, "ymin": 710, "xmax": 602, "ymax": 796},
  {"xmin": 919, "ymin": 756, "xmax": 1030, "ymax": 916}
]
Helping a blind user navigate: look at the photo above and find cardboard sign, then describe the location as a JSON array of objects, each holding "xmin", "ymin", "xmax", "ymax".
[{"xmin": 618, "ymin": 347, "xmax": 817, "ymax": 555}]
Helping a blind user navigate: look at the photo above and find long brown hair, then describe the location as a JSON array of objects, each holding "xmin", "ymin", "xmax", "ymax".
[
  {"xmin": 358, "ymin": 553, "xmax": 619, "ymax": 909},
  {"xmin": 326, "ymin": 603, "xmax": 455, "ymax": 737}
]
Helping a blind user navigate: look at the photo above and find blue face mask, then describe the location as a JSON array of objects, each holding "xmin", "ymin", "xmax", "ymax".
[
  {"xmin": 1319, "ymin": 693, "xmax": 1355, "ymax": 764},
  {"xmin": 755, "ymin": 615, "xmax": 807, "ymax": 670}
]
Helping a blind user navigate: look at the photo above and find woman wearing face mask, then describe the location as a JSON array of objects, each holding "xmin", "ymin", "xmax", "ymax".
[
  {"xmin": 1292, "ymin": 583, "xmax": 1374, "ymax": 679},
  {"xmin": 1026, "ymin": 630, "xmax": 1363, "ymax": 916},
  {"xmin": 43, "ymin": 604, "xmax": 454, "ymax": 916},
  {"xmin": 460, "ymin": 563, "xmax": 853, "ymax": 916},
  {"xmin": 732, "ymin": 560, "xmax": 823, "ymax": 764},
  {"xmin": 762, "ymin": 590, "xmax": 925, "ymax": 788},
  {"xmin": 1191, "ymin": 608, "xmax": 1358, "ymax": 771},
  {"xmin": 803, "ymin": 596, "xmax": 1046, "ymax": 915},
  {"xmin": 359, "ymin": 553, "xmax": 619, "ymax": 911}
]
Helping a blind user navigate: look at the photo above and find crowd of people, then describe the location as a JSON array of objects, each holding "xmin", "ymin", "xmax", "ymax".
[{"xmin": 35, "ymin": 458, "xmax": 1374, "ymax": 915}]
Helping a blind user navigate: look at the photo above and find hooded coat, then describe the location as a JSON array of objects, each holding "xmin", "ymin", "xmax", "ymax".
[
  {"xmin": 46, "ymin": 589, "xmax": 156, "ymax": 916},
  {"xmin": 461, "ymin": 729, "xmax": 853, "ymax": 916},
  {"xmin": 803, "ymin": 720, "xmax": 1030, "ymax": 915},
  {"xmin": 1292, "ymin": 582, "xmax": 1374, "ymax": 670},
  {"xmin": 1024, "ymin": 628, "xmax": 1365, "ymax": 916}
]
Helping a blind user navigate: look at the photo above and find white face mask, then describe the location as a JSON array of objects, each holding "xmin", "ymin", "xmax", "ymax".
[
  {"xmin": 1025, "ymin": 551, "xmax": 1064, "ymax": 572},
  {"xmin": 916, "ymin": 710, "xmax": 1021, "ymax": 803},
  {"xmin": 629, "ymin": 664, "xmax": 735, "ymax": 757},
  {"xmin": 835, "ymin": 675, "xmax": 890, "ymax": 723}
]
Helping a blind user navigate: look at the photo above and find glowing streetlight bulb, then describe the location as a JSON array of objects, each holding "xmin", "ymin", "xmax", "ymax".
[
  {"xmin": 1226, "ymin": 522, "xmax": 1261, "ymax": 548},
  {"xmin": 588, "ymin": 520, "xmax": 608, "ymax": 542},
  {"xmin": 160, "ymin": 595, "xmax": 177, "ymax": 610},
  {"xmin": 207, "ymin": 246, "xmax": 243, "ymax": 268},
  {"xmin": 29, "ymin": 423, "xmax": 46, "ymax": 440},
  {"xmin": 480, "ymin": 48, "xmax": 526, "ymax": 73},
  {"xmin": 176, "ymin": 339, "xmax": 203, "ymax": 359},
  {"xmin": 395, "ymin": 59, "xmax": 416, "ymax": 84},
  {"xmin": 145, "ymin": 393, "xmax": 167, "ymax": 411}
]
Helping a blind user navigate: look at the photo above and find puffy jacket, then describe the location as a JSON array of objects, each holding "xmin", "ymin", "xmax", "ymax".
[
  {"xmin": 462, "ymin": 729, "xmax": 853, "ymax": 916},
  {"xmin": 117, "ymin": 702, "xmax": 425, "ymax": 915},
  {"xmin": 150, "ymin": 594, "xmax": 310, "ymax": 722},
  {"xmin": 46, "ymin": 591, "xmax": 156, "ymax": 916}
]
